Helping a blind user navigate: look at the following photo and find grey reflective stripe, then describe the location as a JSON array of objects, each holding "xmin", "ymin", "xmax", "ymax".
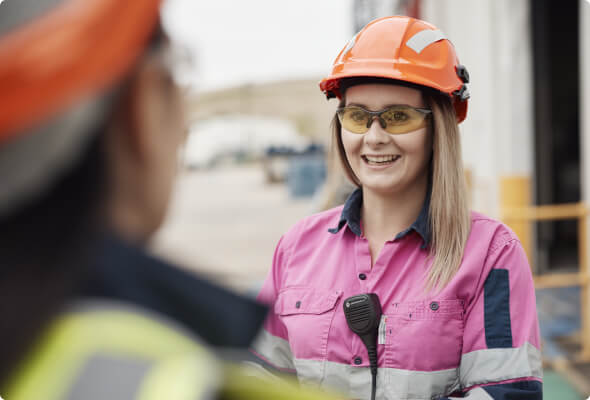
[
  {"xmin": 294, "ymin": 358, "xmax": 460, "ymax": 400},
  {"xmin": 251, "ymin": 329, "xmax": 296, "ymax": 371},
  {"xmin": 460, "ymin": 342, "xmax": 542, "ymax": 388},
  {"xmin": 449, "ymin": 387, "xmax": 494, "ymax": 400},
  {"xmin": 65, "ymin": 354, "xmax": 151, "ymax": 400},
  {"xmin": 405, "ymin": 29, "xmax": 446, "ymax": 54}
]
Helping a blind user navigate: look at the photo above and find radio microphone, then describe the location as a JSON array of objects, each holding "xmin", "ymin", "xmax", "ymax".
[{"xmin": 343, "ymin": 293, "xmax": 382, "ymax": 400}]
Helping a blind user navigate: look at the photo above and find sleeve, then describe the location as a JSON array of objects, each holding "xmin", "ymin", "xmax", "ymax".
[
  {"xmin": 444, "ymin": 237, "xmax": 542, "ymax": 399},
  {"xmin": 249, "ymin": 235, "xmax": 297, "ymax": 375}
]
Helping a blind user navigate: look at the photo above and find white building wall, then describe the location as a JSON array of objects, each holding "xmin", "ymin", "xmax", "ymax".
[{"xmin": 422, "ymin": 0, "xmax": 534, "ymax": 217}]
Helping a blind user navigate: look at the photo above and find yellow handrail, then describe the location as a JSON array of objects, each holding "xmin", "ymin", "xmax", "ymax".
[{"xmin": 500, "ymin": 176, "xmax": 590, "ymax": 361}]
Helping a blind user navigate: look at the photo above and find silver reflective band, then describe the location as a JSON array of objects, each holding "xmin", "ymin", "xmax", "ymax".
[
  {"xmin": 294, "ymin": 358, "xmax": 459, "ymax": 400},
  {"xmin": 406, "ymin": 29, "xmax": 446, "ymax": 54},
  {"xmin": 65, "ymin": 354, "xmax": 151, "ymax": 400},
  {"xmin": 460, "ymin": 342, "xmax": 542, "ymax": 388},
  {"xmin": 252, "ymin": 329, "xmax": 296, "ymax": 371}
]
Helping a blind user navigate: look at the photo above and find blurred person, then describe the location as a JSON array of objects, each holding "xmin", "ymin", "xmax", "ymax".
[
  {"xmin": 252, "ymin": 16, "xmax": 542, "ymax": 400},
  {"xmin": 0, "ymin": 1, "xmax": 341, "ymax": 399}
]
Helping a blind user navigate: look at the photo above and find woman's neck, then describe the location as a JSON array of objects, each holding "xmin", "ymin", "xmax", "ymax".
[{"xmin": 361, "ymin": 175, "xmax": 428, "ymax": 242}]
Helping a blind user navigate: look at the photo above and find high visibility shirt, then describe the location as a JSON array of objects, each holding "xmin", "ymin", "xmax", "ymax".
[{"xmin": 252, "ymin": 189, "xmax": 542, "ymax": 400}]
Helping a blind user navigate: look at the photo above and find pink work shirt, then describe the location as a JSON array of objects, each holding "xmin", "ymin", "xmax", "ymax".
[{"xmin": 252, "ymin": 189, "xmax": 542, "ymax": 399}]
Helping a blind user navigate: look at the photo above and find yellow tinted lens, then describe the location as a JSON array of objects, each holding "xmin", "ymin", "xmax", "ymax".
[
  {"xmin": 381, "ymin": 106, "xmax": 428, "ymax": 134},
  {"xmin": 340, "ymin": 107, "xmax": 370, "ymax": 134}
]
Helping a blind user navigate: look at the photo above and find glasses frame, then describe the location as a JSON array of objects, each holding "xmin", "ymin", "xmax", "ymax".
[{"xmin": 336, "ymin": 105, "xmax": 432, "ymax": 134}]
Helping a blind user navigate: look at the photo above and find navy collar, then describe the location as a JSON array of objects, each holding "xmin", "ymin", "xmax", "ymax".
[
  {"xmin": 328, "ymin": 186, "xmax": 431, "ymax": 249},
  {"xmin": 77, "ymin": 232, "xmax": 268, "ymax": 348}
]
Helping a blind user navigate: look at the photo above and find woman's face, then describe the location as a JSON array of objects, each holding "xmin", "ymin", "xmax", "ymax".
[{"xmin": 341, "ymin": 83, "xmax": 432, "ymax": 196}]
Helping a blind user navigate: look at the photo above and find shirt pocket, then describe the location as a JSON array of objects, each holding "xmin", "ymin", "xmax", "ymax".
[
  {"xmin": 275, "ymin": 287, "xmax": 342, "ymax": 361},
  {"xmin": 384, "ymin": 299, "xmax": 465, "ymax": 371}
]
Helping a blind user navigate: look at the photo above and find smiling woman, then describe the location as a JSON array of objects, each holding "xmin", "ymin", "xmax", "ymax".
[{"xmin": 252, "ymin": 15, "xmax": 543, "ymax": 400}]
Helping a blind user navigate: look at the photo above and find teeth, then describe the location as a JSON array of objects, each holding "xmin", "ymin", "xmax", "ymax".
[{"xmin": 364, "ymin": 155, "xmax": 400, "ymax": 163}]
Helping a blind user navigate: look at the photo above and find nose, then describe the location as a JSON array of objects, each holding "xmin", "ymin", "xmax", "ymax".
[{"xmin": 364, "ymin": 116, "xmax": 390, "ymax": 146}]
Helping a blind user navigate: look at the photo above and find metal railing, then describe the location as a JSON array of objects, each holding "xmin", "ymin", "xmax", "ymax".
[{"xmin": 501, "ymin": 177, "xmax": 590, "ymax": 361}]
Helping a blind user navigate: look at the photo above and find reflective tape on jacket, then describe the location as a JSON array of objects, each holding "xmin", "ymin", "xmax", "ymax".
[
  {"xmin": 254, "ymin": 331, "xmax": 542, "ymax": 399},
  {"xmin": 295, "ymin": 358, "xmax": 460, "ymax": 400},
  {"xmin": 251, "ymin": 329, "xmax": 296, "ymax": 372},
  {"xmin": 460, "ymin": 342, "xmax": 542, "ymax": 388},
  {"xmin": 6, "ymin": 300, "xmax": 220, "ymax": 400}
]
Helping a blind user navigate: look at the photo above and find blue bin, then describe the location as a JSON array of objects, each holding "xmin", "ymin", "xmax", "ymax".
[{"xmin": 286, "ymin": 155, "xmax": 326, "ymax": 198}]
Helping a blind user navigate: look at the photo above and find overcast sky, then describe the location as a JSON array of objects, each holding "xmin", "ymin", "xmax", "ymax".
[{"xmin": 161, "ymin": 0, "xmax": 354, "ymax": 92}]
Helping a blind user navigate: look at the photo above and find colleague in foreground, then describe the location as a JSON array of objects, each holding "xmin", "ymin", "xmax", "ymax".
[
  {"xmin": 253, "ymin": 16, "xmax": 542, "ymax": 400},
  {"xmin": 0, "ymin": 1, "xmax": 339, "ymax": 399}
]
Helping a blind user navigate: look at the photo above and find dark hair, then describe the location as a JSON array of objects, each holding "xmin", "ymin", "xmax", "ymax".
[{"xmin": 0, "ymin": 132, "xmax": 107, "ymax": 383}]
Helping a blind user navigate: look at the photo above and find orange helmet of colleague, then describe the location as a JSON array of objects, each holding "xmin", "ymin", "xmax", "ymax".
[
  {"xmin": 0, "ymin": 0, "xmax": 161, "ymax": 143},
  {"xmin": 319, "ymin": 16, "xmax": 470, "ymax": 123}
]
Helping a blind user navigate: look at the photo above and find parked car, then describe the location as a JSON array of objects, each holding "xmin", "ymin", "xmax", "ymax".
[{"xmin": 182, "ymin": 115, "xmax": 309, "ymax": 170}]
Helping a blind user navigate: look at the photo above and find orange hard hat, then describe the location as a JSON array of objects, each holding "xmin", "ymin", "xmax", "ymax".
[
  {"xmin": 319, "ymin": 16, "xmax": 470, "ymax": 123},
  {"xmin": 0, "ymin": 0, "xmax": 161, "ymax": 143}
]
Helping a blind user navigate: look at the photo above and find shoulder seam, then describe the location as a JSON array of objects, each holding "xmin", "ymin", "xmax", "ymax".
[{"xmin": 488, "ymin": 237, "xmax": 519, "ymax": 258}]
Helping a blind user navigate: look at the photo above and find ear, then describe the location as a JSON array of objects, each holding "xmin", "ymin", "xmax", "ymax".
[{"xmin": 123, "ymin": 60, "xmax": 172, "ymax": 166}]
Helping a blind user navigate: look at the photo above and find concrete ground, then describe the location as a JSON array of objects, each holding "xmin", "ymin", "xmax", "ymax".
[{"xmin": 150, "ymin": 163, "xmax": 315, "ymax": 294}]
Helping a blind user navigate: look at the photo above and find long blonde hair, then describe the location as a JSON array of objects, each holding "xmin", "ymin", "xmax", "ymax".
[{"xmin": 331, "ymin": 90, "xmax": 471, "ymax": 291}]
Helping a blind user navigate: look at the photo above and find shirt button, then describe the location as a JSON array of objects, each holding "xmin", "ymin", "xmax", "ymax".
[
  {"xmin": 354, "ymin": 357, "xmax": 362, "ymax": 365},
  {"xmin": 358, "ymin": 273, "xmax": 367, "ymax": 280},
  {"xmin": 295, "ymin": 301, "xmax": 301, "ymax": 309},
  {"xmin": 430, "ymin": 301, "xmax": 439, "ymax": 311}
]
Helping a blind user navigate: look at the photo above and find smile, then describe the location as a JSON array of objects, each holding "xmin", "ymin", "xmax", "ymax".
[{"xmin": 362, "ymin": 154, "xmax": 401, "ymax": 165}]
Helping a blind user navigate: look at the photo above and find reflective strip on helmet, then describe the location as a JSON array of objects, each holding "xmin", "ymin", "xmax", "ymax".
[
  {"xmin": 460, "ymin": 342, "xmax": 542, "ymax": 388},
  {"xmin": 251, "ymin": 329, "xmax": 296, "ymax": 372},
  {"xmin": 406, "ymin": 29, "xmax": 447, "ymax": 54},
  {"xmin": 341, "ymin": 32, "xmax": 359, "ymax": 58},
  {"xmin": 293, "ymin": 358, "xmax": 460, "ymax": 399}
]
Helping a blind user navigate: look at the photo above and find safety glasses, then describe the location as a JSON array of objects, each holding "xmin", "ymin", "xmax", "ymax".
[{"xmin": 336, "ymin": 105, "xmax": 432, "ymax": 135}]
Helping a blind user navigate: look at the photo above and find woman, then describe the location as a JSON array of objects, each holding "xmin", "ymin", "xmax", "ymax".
[{"xmin": 252, "ymin": 16, "xmax": 542, "ymax": 400}]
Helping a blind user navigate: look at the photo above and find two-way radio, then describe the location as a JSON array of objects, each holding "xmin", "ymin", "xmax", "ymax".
[{"xmin": 343, "ymin": 293, "xmax": 382, "ymax": 400}]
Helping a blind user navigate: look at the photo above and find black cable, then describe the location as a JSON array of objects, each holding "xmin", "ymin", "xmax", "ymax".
[
  {"xmin": 371, "ymin": 372, "xmax": 377, "ymax": 400},
  {"xmin": 368, "ymin": 344, "xmax": 377, "ymax": 400}
]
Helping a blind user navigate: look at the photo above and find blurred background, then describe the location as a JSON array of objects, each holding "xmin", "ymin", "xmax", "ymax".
[{"xmin": 149, "ymin": 0, "xmax": 590, "ymax": 397}]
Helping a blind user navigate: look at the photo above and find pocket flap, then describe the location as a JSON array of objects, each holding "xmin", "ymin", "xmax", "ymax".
[
  {"xmin": 275, "ymin": 288, "xmax": 342, "ymax": 316},
  {"xmin": 389, "ymin": 299, "xmax": 465, "ymax": 320}
]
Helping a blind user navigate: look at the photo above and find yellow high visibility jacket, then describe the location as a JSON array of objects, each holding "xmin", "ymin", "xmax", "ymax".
[{"xmin": 5, "ymin": 301, "xmax": 340, "ymax": 400}]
